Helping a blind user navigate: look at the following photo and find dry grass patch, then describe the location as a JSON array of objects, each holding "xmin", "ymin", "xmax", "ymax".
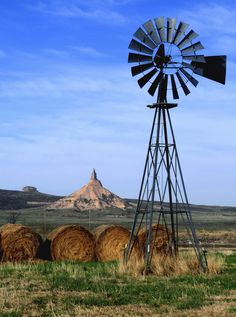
[
  {"xmin": 74, "ymin": 304, "xmax": 160, "ymax": 317},
  {"xmin": 120, "ymin": 251, "xmax": 224, "ymax": 276}
]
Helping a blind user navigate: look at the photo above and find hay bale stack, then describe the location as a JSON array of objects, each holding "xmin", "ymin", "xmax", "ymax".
[
  {"xmin": 138, "ymin": 224, "xmax": 169, "ymax": 254},
  {"xmin": 0, "ymin": 224, "xmax": 42, "ymax": 262},
  {"xmin": 94, "ymin": 225, "xmax": 142, "ymax": 261},
  {"xmin": 44, "ymin": 225, "xmax": 96, "ymax": 261}
]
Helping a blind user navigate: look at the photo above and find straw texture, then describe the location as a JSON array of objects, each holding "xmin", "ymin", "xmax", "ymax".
[
  {"xmin": 0, "ymin": 224, "xmax": 42, "ymax": 262},
  {"xmin": 138, "ymin": 224, "xmax": 169, "ymax": 254},
  {"xmin": 45, "ymin": 224, "xmax": 96, "ymax": 261},
  {"xmin": 94, "ymin": 225, "xmax": 142, "ymax": 261}
]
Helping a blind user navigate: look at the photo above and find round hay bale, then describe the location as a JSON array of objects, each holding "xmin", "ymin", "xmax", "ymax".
[
  {"xmin": 0, "ymin": 224, "xmax": 42, "ymax": 262},
  {"xmin": 92, "ymin": 224, "xmax": 110, "ymax": 241},
  {"xmin": 94, "ymin": 225, "xmax": 142, "ymax": 261},
  {"xmin": 138, "ymin": 224, "xmax": 169, "ymax": 254},
  {"xmin": 44, "ymin": 225, "xmax": 96, "ymax": 261}
]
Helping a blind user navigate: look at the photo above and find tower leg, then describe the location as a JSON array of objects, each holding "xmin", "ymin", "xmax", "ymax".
[{"xmin": 125, "ymin": 103, "xmax": 207, "ymax": 273}]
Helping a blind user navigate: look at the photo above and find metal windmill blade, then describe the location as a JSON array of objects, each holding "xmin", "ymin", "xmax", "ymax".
[
  {"xmin": 131, "ymin": 62, "xmax": 154, "ymax": 76},
  {"xmin": 148, "ymin": 71, "xmax": 163, "ymax": 96},
  {"xmin": 181, "ymin": 41, "xmax": 204, "ymax": 54},
  {"xmin": 133, "ymin": 27, "xmax": 157, "ymax": 49},
  {"xmin": 167, "ymin": 18, "xmax": 177, "ymax": 43},
  {"xmin": 179, "ymin": 68, "xmax": 199, "ymax": 87},
  {"xmin": 128, "ymin": 52, "xmax": 153, "ymax": 63},
  {"xmin": 182, "ymin": 55, "xmax": 206, "ymax": 63},
  {"xmin": 176, "ymin": 72, "xmax": 191, "ymax": 95},
  {"xmin": 138, "ymin": 68, "xmax": 158, "ymax": 88},
  {"xmin": 177, "ymin": 30, "xmax": 199, "ymax": 49},
  {"xmin": 182, "ymin": 61, "xmax": 196, "ymax": 71},
  {"xmin": 128, "ymin": 39, "xmax": 154, "ymax": 55},
  {"xmin": 143, "ymin": 19, "xmax": 161, "ymax": 45},
  {"xmin": 172, "ymin": 21, "xmax": 189, "ymax": 44},
  {"xmin": 154, "ymin": 17, "xmax": 166, "ymax": 42}
]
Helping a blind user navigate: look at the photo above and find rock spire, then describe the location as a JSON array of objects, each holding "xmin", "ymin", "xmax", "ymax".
[{"xmin": 49, "ymin": 169, "xmax": 128, "ymax": 211}]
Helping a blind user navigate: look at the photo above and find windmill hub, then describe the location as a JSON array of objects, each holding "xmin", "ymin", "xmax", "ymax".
[
  {"xmin": 153, "ymin": 54, "xmax": 171, "ymax": 67},
  {"xmin": 152, "ymin": 42, "xmax": 182, "ymax": 74}
]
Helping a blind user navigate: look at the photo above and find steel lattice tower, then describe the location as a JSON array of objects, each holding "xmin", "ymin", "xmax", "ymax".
[{"xmin": 124, "ymin": 16, "xmax": 226, "ymax": 273}]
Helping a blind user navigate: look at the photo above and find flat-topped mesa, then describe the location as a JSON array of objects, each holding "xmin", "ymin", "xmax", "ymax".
[{"xmin": 48, "ymin": 169, "xmax": 129, "ymax": 211}]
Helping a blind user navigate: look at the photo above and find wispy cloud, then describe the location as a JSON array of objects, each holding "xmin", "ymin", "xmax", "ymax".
[
  {"xmin": 29, "ymin": 0, "xmax": 126, "ymax": 25},
  {"xmin": 0, "ymin": 61, "xmax": 149, "ymax": 195},
  {"xmin": 72, "ymin": 46, "xmax": 106, "ymax": 58},
  {"xmin": 41, "ymin": 48, "xmax": 69, "ymax": 57},
  {"xmin": 0, "ymin": 55, "xmax": 235, "ymax": 201},
  {"xmin": 181, "ymin": 3, "xmax": 236, "ymax": 36},
  {"xmin": 0, "ymin": 67, "xmax": 134, "ymax": 98}
]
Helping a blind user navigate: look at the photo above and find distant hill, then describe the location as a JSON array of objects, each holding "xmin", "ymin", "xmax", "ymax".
[{"xmin": 0, "ymin": 189, "xmax": 63, "ymax": 210}]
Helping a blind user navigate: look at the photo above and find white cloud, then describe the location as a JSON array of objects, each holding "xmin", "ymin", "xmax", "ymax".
[
  {"xmin": 41, "ymin": 48, "xmax": 69, "ymax": 56},
  {"xmin": 180, "ymin": 3, "xmax": 236, "ymax": 36},
  {"xmin": 72, "ymin": 46, "xmax": 106, "ymax": 58},
  {"xmin": 29, "ymin": 0, "xmax": 126, "ymax": 25},
  {"xmin": 0, "ymin": 56, "xmax": 235, "ymax": 204}
]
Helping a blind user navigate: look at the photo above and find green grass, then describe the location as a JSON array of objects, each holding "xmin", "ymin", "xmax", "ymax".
[{"xmin": 0, "ymin": 253, "xmax": 235, "ymax": 316}]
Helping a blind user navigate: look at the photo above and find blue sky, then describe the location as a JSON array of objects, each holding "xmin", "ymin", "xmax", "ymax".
[{"xmin": 0, "ymin": 0, "xmax": 235, "ymax": 205}]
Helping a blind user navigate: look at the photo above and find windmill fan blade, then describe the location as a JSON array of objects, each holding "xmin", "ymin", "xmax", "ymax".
[
  {"xmin": 131, "ymin": 62, "xmax": 154, "ymax": 76},
  {"xmin": 138, "ymin": 68, "xmax": 158, "ymax": 88},
  {"xmin": 171, "ymin": 74, "xmax": 179, "ymax": 99},
  {"xmin": 176, "ymin": 72, "xmax": 190, "ymax": 95},
  {"xmin": 143, "ymin": 20, "xmax": 160, "ymax": 45},
  {"xmin": 172, "ymin": 21, "xmax": 189, "ymax": 44},
  {"xmin": 177, "ymin": 30, "xmax": 199, "ymax": 49},
  {"xmin": 128, "ymin": 39, "xmax": 154, "ymax": 55},
  {"xmin": 157, "ymin": 43, "xmax": 165, "ymax": 57},
  {"xmin": 148, "ymin": 71, "xmax": 163, "ymax": 96},
  {"xmin": 128, "ymin": 52, "xmax": 153, "ymax": 63},
  {"xmin": 183, "ymin": 55, "xmax": 206, "ymax": 63},
  {"xmin": 181, "ymin": 41, "xmax": 204, "ymax": 54},
  {"xmin": 133, "ymin": 28, "xmax": 157, "ymax": 49},
  {"xmin": 167, "ymin": 18, "xmax": 176, "ymax": 43},
  {"xmin": 180, "ymin": 68, "xmax": 199, "ymax": 87},
  {"xmin": 191, "ymin": 55, "xmax": 226, "ymax": 84},
  {"xmin": 154, "ymin": 17, "xmax": 166, "ymax": 42},
  {"xmin": 182, "ymin": 61, "xmax": 195, "ymax": 71}
]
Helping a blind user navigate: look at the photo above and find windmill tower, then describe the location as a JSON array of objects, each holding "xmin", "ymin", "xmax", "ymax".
[{"xmin": 124, "ymin": 17, "xmax": 227, "ymax": 272}]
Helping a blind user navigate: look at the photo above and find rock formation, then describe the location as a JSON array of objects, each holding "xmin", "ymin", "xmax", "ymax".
[
  {"xmin": 22, "ymin": 186, "xmax": 38, "ymax": 193},
  {"xmin": 49, "ymin": 169, "xmax": 129, "ymax": 211}
]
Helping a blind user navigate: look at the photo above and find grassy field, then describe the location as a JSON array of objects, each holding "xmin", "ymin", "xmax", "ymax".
[{"xmin": 0, "ymin": 252, "xmax": 235, "ymax": 317}]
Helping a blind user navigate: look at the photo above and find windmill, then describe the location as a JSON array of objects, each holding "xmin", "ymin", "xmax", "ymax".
[{"xmin": 124, "ymin": 17, "xmax": 226, "ymax": 273}]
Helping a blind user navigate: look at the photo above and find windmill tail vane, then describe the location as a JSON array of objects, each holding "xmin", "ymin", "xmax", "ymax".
[{"xmin": 124, "ymin": 16, "xmax": 227, "ymax": 273}]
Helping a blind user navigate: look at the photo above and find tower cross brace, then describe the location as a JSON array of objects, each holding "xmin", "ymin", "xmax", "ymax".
[{"xmin": 124, "ymin": 97, "xmax": 207, "ymax": 273}]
